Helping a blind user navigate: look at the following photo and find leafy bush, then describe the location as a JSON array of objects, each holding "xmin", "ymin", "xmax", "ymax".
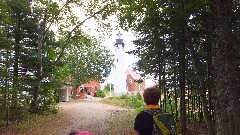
[
  {"xmin": 136, "ymin": 92, "xmax": 142, "ymax": 100},
  {"xmin": 95, "ymin": 90, "xmax": 106, "ymax": 98},
  {"xmin": 104, "ymin": 83, "xmax": 114, "ymax": 91},
  {"xmin": 135, "ymin": 106, "xmax": 146, "ymax": 113},
  {"xmin": 9, "ymin": 105, "xmax": 31, "ymax": 120},
  {"xmin": 117, "ymin": 94, "xmax": 145, "ymax": 109},
  {"xmin": 101, "ymin": 94, "xmax": 145, "ymax": 109}
]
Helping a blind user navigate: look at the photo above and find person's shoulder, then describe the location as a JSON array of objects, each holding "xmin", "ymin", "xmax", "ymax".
[{"xmin": 137, "ymin": 110, "xmax": 153, "ymax": 117}]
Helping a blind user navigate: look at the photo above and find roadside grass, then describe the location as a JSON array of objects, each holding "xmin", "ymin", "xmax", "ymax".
[
  {"xmin": 101, "ymin": 97, "xmax": 131, "ymax": 109},
  {"xmin": 14, "ymin": 113, "xmax": 58, "ymax": 131},
  {"xmin": 101, "ymin": 94, "xmax": 145, "ymax": 134},
  {"xmin": 101, "ymin": 94, "xmax": 145, "ymax": 109},
  {"xmin": 0, "ymin": 112, "xmax": 69, "ymax": 135},
  {"xmin": 108, "ymin": 110, "xmax": 137, "ymax": 135}
]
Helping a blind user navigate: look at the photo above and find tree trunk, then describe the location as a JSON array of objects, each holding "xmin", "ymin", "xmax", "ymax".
[
  {"xmin": 32, "ymin": 21, "xmax": 44, "ymax": 112},
  {"xmin": 13, "ymin": 12, "xmax": 21, "ymax": 104},
  {"xmin": 72, "ymin": 85, "xmax": 77, "ymax": 99},
  {"xmin": 189, "ymin": 43, "xmax": 215, "ymax": 135},
  {"xmin": 173, "ymin": 66, "xmax": 178, "ymax": 119},
  {"xmin": 210, "ymin": 0, "xmax": 240, "ymax": 134},
  {"xmin": 163, "ymin": 63, "xmax": 166, "ymax": 112},
  {"xmin": 200, "ymin": 81, "xmax": 215, "ymax": 135},
  {"xmin": 4, "ymin": 51, "xmax": 10, "ymax": 127},
  {"xmin": 31, "ymin": 0, "xmax": 52, "ymax": 112},
  {"xmin": 178, "ymin": 0, "xmax": 186, "ymax": 132}
]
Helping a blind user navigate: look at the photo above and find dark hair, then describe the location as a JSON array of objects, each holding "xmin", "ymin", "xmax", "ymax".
[
  {"xmin": 143, "ymin": 87, "xmax": 160, "ymax": 105},
  {"xmin": 69, "ymin": 131, "xmax": 77, "ymax": 135}
]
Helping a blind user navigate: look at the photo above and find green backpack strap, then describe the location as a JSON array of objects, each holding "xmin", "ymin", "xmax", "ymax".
[
  {"xmin": 144, "ymin": 110, "xmax": 173, "ymax": 135},
  {"xmin": 153, "ymin": 112, "xmax": 170, "ymax": 135}
]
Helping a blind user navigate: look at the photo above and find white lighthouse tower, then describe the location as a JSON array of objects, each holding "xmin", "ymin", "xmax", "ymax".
[{"xmin": 114, "ymin": 32, "xmax": 127, "ymax": 95}]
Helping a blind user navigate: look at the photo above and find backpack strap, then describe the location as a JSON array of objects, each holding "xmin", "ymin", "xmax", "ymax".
[
  {"xmin": 143, "ymin": 109, "xmax": 171, "ymax": 135},
  {"xmin": 153, "ymin": 112, "xmax": 170, "ymax": 135}
]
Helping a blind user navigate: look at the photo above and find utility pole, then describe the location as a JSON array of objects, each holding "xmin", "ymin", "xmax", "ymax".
[{"xmin": 110, "ymin": 83, "xmax": 112, "ymax": 96}]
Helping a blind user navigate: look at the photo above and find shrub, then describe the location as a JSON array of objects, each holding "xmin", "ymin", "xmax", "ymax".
[
  {"xmin": 136, "ymin": 92, "xmax": 142, "ymax": 100},
  {"xmin": 104, "ymin": 95, "xmax": 145, "ymax": 109},
  {"xmin": 95, "ymin": 90, "xmax": 106, "ymax": 98}
]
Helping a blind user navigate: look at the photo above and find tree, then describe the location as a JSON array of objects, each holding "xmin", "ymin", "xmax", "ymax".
[
  {"xmin": 115, "ymin": 0, "xmax": 240, "ymax": 134},
  {"xmin": 28, "ymin": 0, "xmax": 117, "ymax": 111},
  {"xmin": 62, "ymin": 35, "xmax": 114, "ymax": 98},
  {"xmin": 104, "ymin": 83, "xmax": 114, "ymax": 91},
  {"xmin": 0, "ymin": 0, "xmax": 117, "ymax": 120},
  {"xmin": 117, "ymin": 0, "xmax": 189, "ymax": 132},
  {"xmin": 0, "ymin": 0, "xmax": 40, "ymax": 119},
  {"xmin": 210, "ymin": 0, "xmax": 240, "ymax": 134}
]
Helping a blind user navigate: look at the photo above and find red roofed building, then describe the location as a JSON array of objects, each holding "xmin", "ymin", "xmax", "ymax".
[
  {"xmin": 68, "ymin": 80, "xmax": 101, "ymax": 99},
  {"xmin": 125, "ymin": 68, "xmax": 145, "ymax": 94}
]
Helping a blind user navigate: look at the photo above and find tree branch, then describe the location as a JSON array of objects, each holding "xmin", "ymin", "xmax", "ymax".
[
  {"xmin": 45, "ymin": 0, "xmax": 71, "ymax": 33},
  {"xmin": 42, "ymin": 0, "xmax": 52, "ymax": 29},
  {"xmin": 52, "ymin": 4, "xmax": 111, "ymax": 66}
]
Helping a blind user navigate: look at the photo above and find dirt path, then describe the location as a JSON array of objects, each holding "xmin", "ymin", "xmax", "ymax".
[{"xmin": 52, "ymin": 98, "xmax": 132, "ymax": 135}]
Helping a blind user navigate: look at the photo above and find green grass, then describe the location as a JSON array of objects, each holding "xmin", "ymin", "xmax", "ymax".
[
  {"xmin": 0, "ymin": 111, "xmax": 69, "ymax": 135},
  {"xmin": 108, "ymin": 110, "xmax": 137, "ymax": 135},
  {"xmin": 101, "ymin": 97, "xmax": 131, "ymax": 108},
  {"xmin": 101, "ymin": 94, "xmax": 145, "ymax": 109},
  {"xmin": 13, "ymin": 113, "xmax": 56, "ymax": 131},
  {"xmin": 101, "ymin": 95, "xmax": 144, "ymax": 135}
]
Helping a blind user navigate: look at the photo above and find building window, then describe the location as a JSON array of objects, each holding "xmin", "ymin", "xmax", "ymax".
[{"xmin": 129, "ymin": 79, "xmax": 132, "ymax": 84}]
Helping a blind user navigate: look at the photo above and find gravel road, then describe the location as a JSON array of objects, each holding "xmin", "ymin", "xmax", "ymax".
[{"xmin": 53, "ymin": 98, "xmax": 132, "ymax": 135}]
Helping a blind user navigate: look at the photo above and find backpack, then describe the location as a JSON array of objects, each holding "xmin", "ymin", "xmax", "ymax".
[{"xmin": 144, "ymin": 110, "xmax": 177, "ymax": 135}]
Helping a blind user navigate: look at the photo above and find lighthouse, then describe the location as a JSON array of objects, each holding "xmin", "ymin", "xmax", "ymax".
[{"xmin": 114, "ymin": 32, "xmax": 127, "ymax": 95}]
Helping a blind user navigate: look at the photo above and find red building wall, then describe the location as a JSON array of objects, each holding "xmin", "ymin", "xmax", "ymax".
[
  {"xmin": 67, "ymin": 80, "xmax": 101, "ymax": 99},
  {"xmin": 126, "ymin": 74, "xmax": 145, "ymax": 93}
]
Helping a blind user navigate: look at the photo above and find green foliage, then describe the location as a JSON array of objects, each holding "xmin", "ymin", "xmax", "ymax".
[
  {"xmin": 62, "ymin": 35, "xmax": 114, "ymax": 86},
  {"xmin": 62, "ymin": 35, "xmax": 114, "ymax": 98},
  {"xmin": 9, "ymin": 105, "xmax": 31, "ymax": 120},
  {"xmin": 108, "ymin": 111, "xmax": 136, "ymax": 135},
  {"xmin": 12, "ymin": 113, "xmax": 60, "ymax": 132},
  {"xmin": 134, "ymin": 79, "xmax": 144, "ymax": 84},
  {"xmin": 135, "ymin": 106, "xmax": 146, "ymax": 113},
  {"xmin": 118, "ymin": 94, "xmax": 145, "ymax": 109},
  {"xmin": 136, "ymin": 92, "xmax": 142, "ymax": 100},
  {"xmin": 104, "ymin": 83, "xmax": 114, "ymax": 91},
  {"xmin": 101, "ymin": 97, "xmax": 130, "ymax": 108},
  {"xmin": 0, "ymin": 0, "xmax": 116, "ymax": 125},
  {"xmin": 0, "ymin": 120, "xmax": 6, "ymax": 127},
  {"xmin": 116, "ymin": 1, "xmax": 217, "ymax": 133},
  {"xmin": 95, "ymin": 90, "xmax": 106, "ymax": 98}
]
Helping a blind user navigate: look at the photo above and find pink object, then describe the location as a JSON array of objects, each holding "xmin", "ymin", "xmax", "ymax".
[{"xmin": 75, "ymin": 131, "xmax": 93, "ymax": 135}]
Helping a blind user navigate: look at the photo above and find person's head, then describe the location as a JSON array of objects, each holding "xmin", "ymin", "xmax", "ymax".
[{"xmin": 143, "ymin": 87, "xmax": 160, "ymax": 105}]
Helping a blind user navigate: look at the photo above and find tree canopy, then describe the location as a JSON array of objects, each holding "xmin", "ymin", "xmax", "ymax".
[
  {"xmin": 0, "ymin": 0, "xmax": 116, "ymax": 125},
  {"xmin": 116, "ymin": 0, "xmax": 240, "ymax": 134}
]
